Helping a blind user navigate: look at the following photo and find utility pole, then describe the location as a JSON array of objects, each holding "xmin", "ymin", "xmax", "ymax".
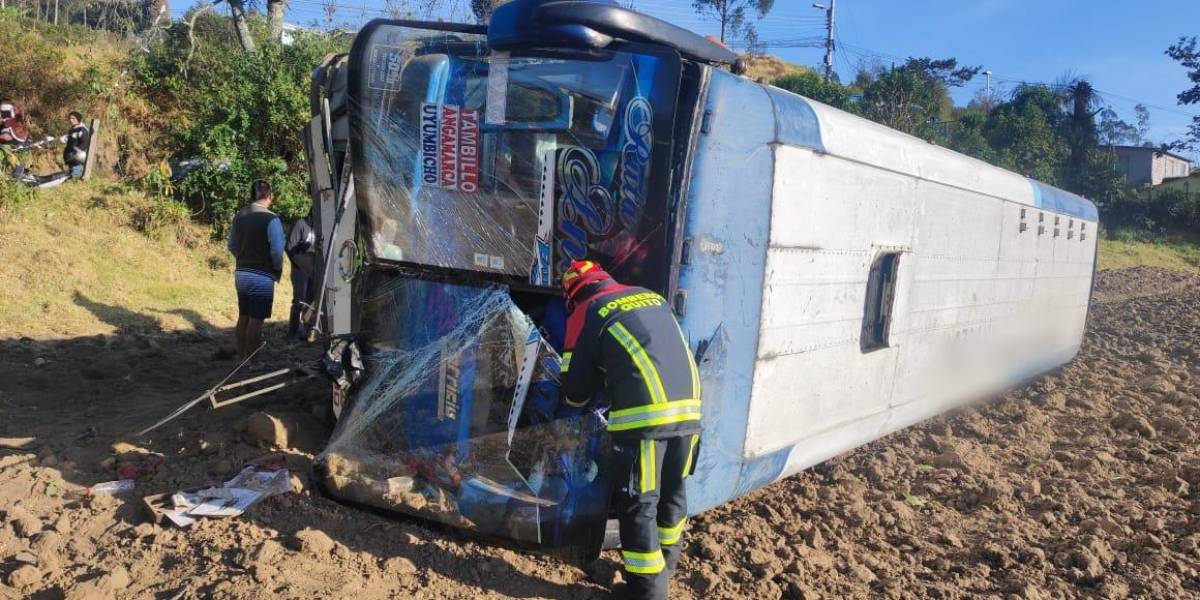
[
  {"xmin": 813, "ymin": 0, "xmax": 836, "ymax": 81},
  {"xmin": 984, "ymin": 70, "xmax": 992, "ymax": 111}
]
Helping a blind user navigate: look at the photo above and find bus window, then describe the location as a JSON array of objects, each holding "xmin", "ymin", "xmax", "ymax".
[{"xmin": 861, "ymin": 252, "xmax": 900, "ymax": 352}]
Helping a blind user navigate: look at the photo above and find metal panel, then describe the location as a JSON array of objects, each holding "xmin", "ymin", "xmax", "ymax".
[
  {"xmin": 746, "ymin": 145, "xmax": 912, "ymax": 456},
  {"xmin": 675, "ymin": 69, "xmax": 776, "ymax": 514},
  {"xmin": 1030, "ymin": 179, "xmax": 1099, "ymax": 221},
  {"xmin": 739, "ymin": 83, "xmax": 1100, "ymax": 488}
]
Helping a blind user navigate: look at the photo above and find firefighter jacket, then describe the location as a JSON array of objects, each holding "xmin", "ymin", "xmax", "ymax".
[{"xmin": 560, "ymin": 284, "xmax": 702, "ymax": 440}]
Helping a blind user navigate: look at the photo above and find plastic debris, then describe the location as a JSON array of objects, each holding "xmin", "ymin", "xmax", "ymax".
[{"xmin": 88, "ymin": 480, "xmax": 135, "ymax": 495}]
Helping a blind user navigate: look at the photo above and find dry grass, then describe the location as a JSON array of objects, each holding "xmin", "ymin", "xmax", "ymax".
[
  {"xmin": 740, "ymin": 54, "xmax": 813, "ymax": 82},
  {"xmin": 0, "ymin": 181, "xmax": 293, "ymax": 340},
  {"xmin": 13, "ymin": 27, "xmax": 169, "ymax": 179}
]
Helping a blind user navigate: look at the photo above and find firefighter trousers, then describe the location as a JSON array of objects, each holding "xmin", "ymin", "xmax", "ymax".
[{"xmin": 610, "ymin": 433, "xmax": 701, "ymax": 600}]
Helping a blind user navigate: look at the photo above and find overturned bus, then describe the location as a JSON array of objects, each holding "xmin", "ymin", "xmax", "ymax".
[{"xmin": 303, "ymin": 0, "xmax": 1099, "ymax": 563}]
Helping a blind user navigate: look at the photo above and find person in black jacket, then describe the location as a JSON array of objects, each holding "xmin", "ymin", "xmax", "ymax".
[
  {"xmin": 62, "ymin": 111, "xmax": 90, "ymax": 179},
  {"xmin": 285, "ymin": 216, "xmax": 316, "ymax": 341},
  {"xmin": 558, "ymin": 260, "xmax": 702, "ymax": 600}
]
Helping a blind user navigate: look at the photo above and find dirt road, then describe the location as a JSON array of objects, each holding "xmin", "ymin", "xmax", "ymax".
[{"xmin": 1, "ymin": 267, "xmax": 1198, "ymax": 599}]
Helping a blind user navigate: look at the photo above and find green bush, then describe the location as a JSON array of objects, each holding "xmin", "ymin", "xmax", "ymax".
[
  {"xmin": 173, "ymin": 158, "xmax": 309, "ymax": 237},
  {"xmin": 0, "ymin": 174, "xmax": 35, "ymax": 210},
  {"xmin": 1099, "ymin": 187, "xmax": 1200, "ymax": 234},
  {"xmin": 1148, "ymin": 188, "xmax": 1200, "ymax": 228},
  {"xmin": 132, "ymin": 14, "xmax": 347, "ymax": 235}
]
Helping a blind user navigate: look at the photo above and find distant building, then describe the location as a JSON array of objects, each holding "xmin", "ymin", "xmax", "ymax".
[{"xmin": 1108, "ymin": 145, "xmax": 1193, "ymax": 187}]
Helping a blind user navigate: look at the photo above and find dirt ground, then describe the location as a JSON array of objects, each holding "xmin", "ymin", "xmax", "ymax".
[{"xmin": 1, "ymin": 266, "xmax": 1198, "ymax": 599}]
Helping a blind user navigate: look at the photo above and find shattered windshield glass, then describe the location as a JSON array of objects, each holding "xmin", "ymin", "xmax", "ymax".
[
  {"xmin": 319, "ymin": 276, "xmax": 610, "ymax": 559},
  {"xmin": 350, "ymin": 25, "xmax": 681, "ymax": 290}
]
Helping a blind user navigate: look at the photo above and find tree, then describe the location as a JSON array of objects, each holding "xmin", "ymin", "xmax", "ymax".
[
  {"xmin": 1060, "ymin": 78, "xmax": 1102, "ymax": 172},
  {"xmin": 967, "ymin": 86, "xmax": 1003, "ymax": 112},
  {"xmin": 1098, "ymin": 104, "xmax": 1151, "ymax": 146},
  {"xmin": 1135, "ymin": 103, "xmax": 1151, "ymax": 144},
  {"xmin": 1166, "ymin": 36, "xmax": 1200, "ymax": 151},
  {"xmin": 856, "ymin": 57, "xmax": 978, "ymax": 137},
  {"xmin": 945, "ymin": 111, "xmax": 994, "ymax": 162},
  {"xmin": 691, "ymin": 0, "xmax": 773, "ymax": 46},
  {"xmin": 268, "ymin": 0, "xmax": 285, "ymax": 43},
  {"xmin": 902, "ymin": 57, "xmax": 980, "ymax": 89},
  {"xmin": 985, "ymin": 84, "xmax": 1069, "ymax": 183},
  {"xmin": 1098, "ymin": 107, "xmax": 1139, "ymax": 145},
  {"xmin": 859, "ymin": 68, "xmax": 936, "ymax": 135},
  {"xmin": 227, "ymin": 0, "xmax": 256, "ymax": 54},
  {"xmin": 773, "ymin": 70, "xmax": 855, "ymax": 112}
]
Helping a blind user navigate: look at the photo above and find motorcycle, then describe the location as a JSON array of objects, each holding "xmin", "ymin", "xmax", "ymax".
[{"xmin": 4, "ymin": 136, "xmax": 71, "ymax": 189}]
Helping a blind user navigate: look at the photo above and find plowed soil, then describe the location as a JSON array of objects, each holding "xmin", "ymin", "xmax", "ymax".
[{"xmin": 1, "ymin": 266, "xmax": 1198, "ymax": 599}]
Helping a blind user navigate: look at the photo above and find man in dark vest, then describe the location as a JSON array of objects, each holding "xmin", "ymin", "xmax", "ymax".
[
  {"xmin": 226, "ymin": 180, "xmax": 285, "ymax": 359},
  {"xmin": 558, "ymin": 260, "xmax": 702, "ymax": 600}
]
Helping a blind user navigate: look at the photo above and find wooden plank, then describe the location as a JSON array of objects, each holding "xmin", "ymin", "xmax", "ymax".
[{"xmin": 82, "ymin": 118, "xmax": 100, "ymax": 180}]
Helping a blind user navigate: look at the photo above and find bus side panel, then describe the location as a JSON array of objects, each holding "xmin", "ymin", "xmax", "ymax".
[
  {"xmin": 738, "ymin": 94, "xmax": 1098, "ymax": 486},
  {"xmin": 887, "ymin": 177, "xmax": 1013, "ymax": 412},
  {"xmin": 745, "ymin": 145, "xmax": 917, "ymax": 458},
  {"xmin": 676, "ymin": 69, "xmax": 777, "ymax": 514}
]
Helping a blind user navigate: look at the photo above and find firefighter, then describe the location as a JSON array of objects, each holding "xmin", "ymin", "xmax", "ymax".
[{"xmin": 558, "ymin": 260, "xmax": 702, "ymax": 600}]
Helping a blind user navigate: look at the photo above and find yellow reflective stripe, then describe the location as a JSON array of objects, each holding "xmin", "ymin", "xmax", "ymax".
[
  {"xmin": 610, "ymin": 399, "xmax": 700, "ymax": 419},
  {"xmin": 607, "ymin": 400, "xmax": 702, "ymax": 432},
  {"xmin": 639, "ymin": 439, "xmax": 656, "ymax": 493},
  {"xmin": 681, "ymin": 434, "xmax": 700, "ymax": 475},
  {"xmin": 657, "ymin": 517, "xmax": 687, "ymax": 546},
  {"xmin": 608, "ymin": 322, "xmax": 667, "ymax": 405},
  {"xmin": 621, "ymin": 549, "xmax": 665, "ymax": 574},
  {"xmin": 564, "ymin": 395, "xmax": 589, "ymax": 408},
  {"xmin": 609, "ymin": 412, "xmax": 701, "ymax": 433},
  {"xmin": 559, "ymin": 352, "xmax": 572, "ymax": 373},
  {"xmin": 675, "ymin": 324, "xmax": 700, "ymax": 399}
]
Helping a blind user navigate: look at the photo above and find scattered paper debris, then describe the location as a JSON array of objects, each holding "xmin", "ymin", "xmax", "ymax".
[{"xmin": 150, "ymin": 465, "xmax": 291, "ymax": 528}]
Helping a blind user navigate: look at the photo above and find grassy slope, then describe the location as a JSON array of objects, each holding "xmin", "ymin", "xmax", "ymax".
[
  {"xmin": 0, "ymin": 182, "xmax": 292, "ymax": 339},
  {"xmin": 1098, "ymin": 238, "xmax": 1200, "ymax": 272}
]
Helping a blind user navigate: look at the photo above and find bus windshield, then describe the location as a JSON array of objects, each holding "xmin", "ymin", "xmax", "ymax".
[{"xmin": 350, "ymin": 24, "xmax": 682, "ymax": 290}]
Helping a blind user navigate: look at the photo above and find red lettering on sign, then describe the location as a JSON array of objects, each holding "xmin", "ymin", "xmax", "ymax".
[
  {"xmin": 439, "ymin": 105, "xmax": 460, "ymax": 189},
  {"xmin": 458, "ymin": 109, "xmax": 479, "ymax": 193}
]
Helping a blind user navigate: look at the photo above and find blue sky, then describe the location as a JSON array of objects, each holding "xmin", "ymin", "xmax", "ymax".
[{"xmin": 172, "ymin": 0, "xmax": 1199, "ymax": 160}]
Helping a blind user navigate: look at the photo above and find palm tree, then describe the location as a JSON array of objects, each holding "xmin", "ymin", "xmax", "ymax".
[{"xmin": 1058, "ymin": 76, "xmax": 1102, "ymax": 172}]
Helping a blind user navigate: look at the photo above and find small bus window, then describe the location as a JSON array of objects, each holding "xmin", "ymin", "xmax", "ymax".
[{"xmin": 861, "ymin": 252, "xmax": 900, "ymax": 352}]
